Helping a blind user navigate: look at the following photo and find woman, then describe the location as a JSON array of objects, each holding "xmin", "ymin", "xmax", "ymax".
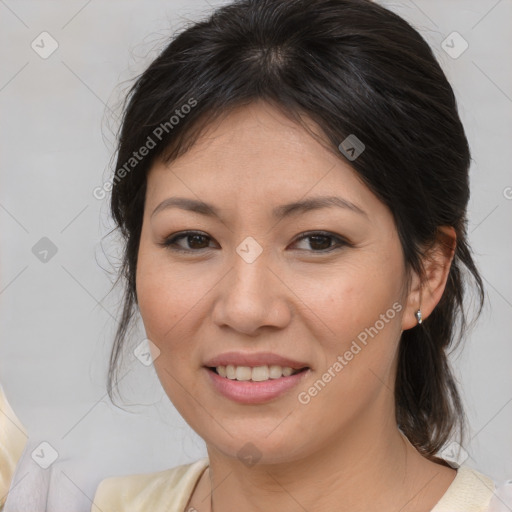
[{"xmin": 91, "ymin": 0, "xmax": 512, "ymax": 510}]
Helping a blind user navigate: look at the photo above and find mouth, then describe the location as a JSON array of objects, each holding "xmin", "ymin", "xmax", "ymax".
[
  {"xmin": 206, "ymin": 364, "xmax": 310, "ymax": 382},
  {"xmin": 204, "ymin": 364, "xmax": 311, "ymax": 404}
]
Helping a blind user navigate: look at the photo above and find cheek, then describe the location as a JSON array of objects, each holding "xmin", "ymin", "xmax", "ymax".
[
  {"xmin": 319, "ymin": 262, "xmax": 402, "ymax": 335},
  {"xmin": 135, "ymin": 248, "xmax": 201, "ymax": 408},
  {"xmin": 135, "ymin": 239, "xmax": 216, "ymax": 386},
  {"xmin": 135, "ymin": 243, "xmax": 188, "ymax": 352},
  {"xmin": 309, "ymin": 255, "xmax": 404, "ymax": 381}
]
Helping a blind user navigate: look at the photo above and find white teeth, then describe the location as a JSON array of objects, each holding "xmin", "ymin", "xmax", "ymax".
[
  {"xmin": 282, "ymin": 367, "xmax": 293, "ymax": 377},
  {"xmin": 269, "ymin": 365, "xmax": 283, "ymax": 379},
  {"xmin": 235, "ymin": 366, "xmax": 252, "ymax": 381},
  {"xmin": 226, "ymin": 364, "xmax": 236, "ymax": 379},
  {"xmin": 214, "ymin": 364, "xmax": 303, "ymax": 381},
  {"xmin": 252, "ymin": 366, "xmax": 269, "ymax": 381}
]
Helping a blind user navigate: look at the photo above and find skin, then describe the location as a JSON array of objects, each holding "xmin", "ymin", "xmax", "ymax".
[{"xmin": 136, "ymin": 100, "xmax": 457, "ymax": 512}]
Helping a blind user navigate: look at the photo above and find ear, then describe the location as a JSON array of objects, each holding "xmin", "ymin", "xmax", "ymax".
[{"xmin": 401, "ymin": 226, "xmax": 456, "ymax": 330}]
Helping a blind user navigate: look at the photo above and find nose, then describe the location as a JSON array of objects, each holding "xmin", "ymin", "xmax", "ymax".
[{"xmin": 211, "ymin": 249, "xmax": 291, "ymax": 336}]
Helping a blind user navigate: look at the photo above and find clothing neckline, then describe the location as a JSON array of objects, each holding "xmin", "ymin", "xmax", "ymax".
[
  {"xmin": 430, "ymin": 464, "xmax": 495, "ymax": 511},
  {"xmin": 187, "ymin": 458, "xmax": 495, "ymax": 511}
]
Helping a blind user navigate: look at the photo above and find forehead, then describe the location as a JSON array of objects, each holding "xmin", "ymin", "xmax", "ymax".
[{"xmin": 145, "ymin": 101, "xmax": 381, "ymax": 219}]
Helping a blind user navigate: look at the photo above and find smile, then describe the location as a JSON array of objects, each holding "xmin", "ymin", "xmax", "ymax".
[
  {"xmin": 211, "ymin": 364, "xmax": 306, "ymax": 381},
  {"xmin": 205, "ymin": 365, "xmax": 310, "ymax": 404}
]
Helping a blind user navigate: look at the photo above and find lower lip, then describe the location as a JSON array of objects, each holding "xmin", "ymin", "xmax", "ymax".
[{"xmin": 205, "ymin": 367, "xmax": 310, "ymax": 404}]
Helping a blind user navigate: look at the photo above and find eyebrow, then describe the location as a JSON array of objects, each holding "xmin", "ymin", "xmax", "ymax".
[{"xmin": 151, "ymin": 195, "xmax": 368, "ymax": 220}]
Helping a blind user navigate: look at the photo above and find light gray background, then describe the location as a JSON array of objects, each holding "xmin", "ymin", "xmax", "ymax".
[{"xmin": 1, "ymin": 0, "xmax": 511, "ymax": 506}]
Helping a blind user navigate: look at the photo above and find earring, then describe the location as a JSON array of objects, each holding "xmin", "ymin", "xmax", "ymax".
[{"xmin": 414, "ymin": 309, "xmax": 423, "ymax": 325}]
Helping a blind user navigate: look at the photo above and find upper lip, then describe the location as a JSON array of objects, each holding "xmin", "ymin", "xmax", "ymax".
[{"xmin": 204, "ymin": 351, "xmax": 309, "ymax": 370}]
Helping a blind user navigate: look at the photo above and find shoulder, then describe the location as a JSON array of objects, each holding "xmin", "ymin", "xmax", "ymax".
[
  {"xmin": 432, "ymin": 464, "xmax": 512, "ymax": 512},
  {"xmin": 432, "ymin": 465, "xmax": 494, "ymax": 511},
  {"xmin": 91, "ymin": 457, "xmax": 209, "ymax": 512},
  {"xmin": 0, "ymin": 385, "xmax": 27, "ymax": 509}
]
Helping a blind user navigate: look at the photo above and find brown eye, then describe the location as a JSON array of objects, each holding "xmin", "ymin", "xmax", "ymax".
[
  {"xmin": 186, "ymin": 234, "xmax": 210, "ymax": 249},
  {"xmin": 291, "ymin": 231, "xmax": 348, "ymax": 253},
  {"xmin": 160, "ymin": 230, "xmax": 349, "ymax": 254},
  {"xmin": 161, "ymin": 231, "xmax": 216, "ymax": 252},
  {"xmin": 307, "ymin": 235, "xmax": 332, "ymax": 251}
]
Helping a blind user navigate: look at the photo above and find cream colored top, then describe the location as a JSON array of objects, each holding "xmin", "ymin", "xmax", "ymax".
[
  {"xmin": 91, "ymin": 457, "xmax": 512, "ymax": 512},
  {"xmin": 0, "ymin": 385, "xmax": 27, "ymax": 510}
]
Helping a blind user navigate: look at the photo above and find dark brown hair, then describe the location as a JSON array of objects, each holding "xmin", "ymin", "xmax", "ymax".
[{"xmin": 106, "ymin": 0, "xmax": 484, "ymax": 464}]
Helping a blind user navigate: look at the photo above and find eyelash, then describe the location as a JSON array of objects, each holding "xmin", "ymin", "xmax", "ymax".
[{"xmin": 159, "ymin": 230, "xmax": 349, "ymax": 254}]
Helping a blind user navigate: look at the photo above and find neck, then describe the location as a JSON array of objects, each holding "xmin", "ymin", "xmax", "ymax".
[{"xmin": 200, "ymin": 411, "xmax": 452, "ymax": 512}]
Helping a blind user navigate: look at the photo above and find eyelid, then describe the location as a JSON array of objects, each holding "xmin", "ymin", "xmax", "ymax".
[
  {"xmin": 290, "ymin": 230, "xmax": 350, "ymax": 252},
  {"xmin": 160, "ymin": 230, "xmax": 350, "ymax": 253},
  {"xmin": 159, "ymin": 230, "xmax": 216, "ymax": 253}
]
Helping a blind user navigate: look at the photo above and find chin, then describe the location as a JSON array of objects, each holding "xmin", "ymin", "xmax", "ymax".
[{"xmin": 200, "ymin": 423, "xmax": 308, "ymax": 466}]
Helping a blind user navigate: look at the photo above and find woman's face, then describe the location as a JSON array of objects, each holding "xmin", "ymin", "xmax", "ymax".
[{"xmin": 136, "ymin": 101, "xmax": 415, "ymax": 463}]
